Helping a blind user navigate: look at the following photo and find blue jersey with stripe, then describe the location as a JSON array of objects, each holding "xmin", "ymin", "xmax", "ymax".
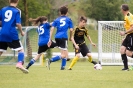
[
  {"xmin": 37, "ymin": 23, "xmax": 50, "ymax": 46},
  {"xmin": 0, "ymin": 6, "xmax": 21, "ymax": 42},
  {"xmin": 52, "ymin": 16, "xmax": 73, "ymax": 39}
]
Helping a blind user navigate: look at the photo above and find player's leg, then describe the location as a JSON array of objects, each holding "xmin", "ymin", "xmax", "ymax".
[
  {"xmin": 68, "ymin": 53, "xmax": 80, "ymax": 70},
  {"xmin": 0, "ymin": 42, "xmax": 8, "ymax": 56},
  {"xmin": 8, "ymin": 40, "xmax": 29, "ymax": 73},
  {"xmin": 120, "ymin": 37, "xmax": 129, "ymax": 71},
  {"xmin": 26, "ymin": 45, "xmax": 48, "ymax": 70},
  {"xmin": 60, "ymin": 49, "xmax": 68, "ymax": 70},
  {"xmin": 81, "ymin": 44, "xmax": 97, "ymax": 65}
]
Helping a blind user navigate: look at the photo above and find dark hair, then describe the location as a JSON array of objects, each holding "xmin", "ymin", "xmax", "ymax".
[
  {"xmin": 35, "ymin": 16, "xmax": 47, "ymax": 24},
  {"xmin": 59, "ymin": 6, "xmax": 68, "ymax": 15},
  {"xmin": 79, "ymin": 16, "xmax": 87, "ymax": 23},
  {"xmin": 121, "ymin": 4, "xmax": 129, "ymax": 11},
  {"xmin": 9, "ymin": 0, "xmax": 19, "ymax": 3}
]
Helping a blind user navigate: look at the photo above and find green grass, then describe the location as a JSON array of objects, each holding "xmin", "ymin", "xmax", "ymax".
[{"xmin": 0, "ymin": 61, "xmax": 133, "ymax": 88}]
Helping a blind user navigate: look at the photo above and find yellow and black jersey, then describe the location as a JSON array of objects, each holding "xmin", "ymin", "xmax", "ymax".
[
  {"xmin": 124, "ymin": 12, "xmax": 133, "ymax": 33},
  {"xmin": 72, "ymin": 26, "xmax": 89, "ymax": 44}
]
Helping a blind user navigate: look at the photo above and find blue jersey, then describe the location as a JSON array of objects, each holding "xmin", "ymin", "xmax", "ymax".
[
  {"xmin": 0, "ymin": 6, "xmax": 21, "ymax": 42},
  {"xmin": 52, "ymin": 16, "xmax": 73, "ymax": 39},
  {"xmin": 37, "ymin": 23, "xmax": 50, "ymax": 46}
]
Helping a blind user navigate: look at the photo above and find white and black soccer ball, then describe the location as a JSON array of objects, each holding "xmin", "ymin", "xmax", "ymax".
[{"xmin": 94, "ymin": 64, "xmax": 102, "ymax": 70}]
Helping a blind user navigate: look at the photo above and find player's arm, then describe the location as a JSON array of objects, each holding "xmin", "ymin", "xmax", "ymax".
[
  {"xmin": 47, "ymin": 26, "xmax": 54, "ymax": 47},
  {"xmin": 86, "ymin": 29, "xmax": 96, "ymax": 47},
  {"xmin": 71, "ymin": 28, "xmax": 79, "ymax": 49},
  {"xmin": 124, "ymin": 24, "xmax": 133, "ymax": 34},
  {"xmin": 16, "ymin": 23, "xmax": 24, "ymax": 36},
  {"xmin": 120, "ymin": 16, "xmax": 133, "ymax": 36}
]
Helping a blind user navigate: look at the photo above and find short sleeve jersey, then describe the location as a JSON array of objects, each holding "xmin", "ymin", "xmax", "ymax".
[
  {"xmin": 124, "ymin": 12, "xmax": 133, "ymax": 34},
  {"xmin": 72, "ymin": 26, "xmax": 89, "ymax": 44},
  {"xmin": 52, "ymin": 16, "xmax": 73, "ymax": 39},
  {"xmin": 0, "ymin": 6, "xmax": 21, "ymax": 42},
  {"xmin": 37, "ymin": 23, "xmax": 51, "ymax": 46}
]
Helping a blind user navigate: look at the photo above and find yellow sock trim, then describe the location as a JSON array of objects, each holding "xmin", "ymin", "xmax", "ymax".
[
  {"xmin": 41, "ymin": 54, "xmax": 45, "ymax": 66},
  {"xmin": 69, "ymin": 56, "xmax": 79, "ymax": 68},
  {"xmin": 88, "ymin": 56, "xmax": 92, "ymax": 63}
]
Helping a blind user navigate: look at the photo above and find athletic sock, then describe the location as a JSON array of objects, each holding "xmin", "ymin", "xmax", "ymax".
[
  {"xmin": 61, "ymin": 58, "xmax": 66, "ymax": 69},
  {"xmin": 69, "ymin": 56, "xmax": 79, "ymax": 68},
  {"xmin": 26, "ymin": 59, "xmax": 36, "ymax": 69},
  {"xmin": 121, "ymin": 54, "xmax": 128, "ymax": 69},
  {"xmin": 50, "ymin": 56, "xmax": 61, "ymax": 62},
  {"xmin": 88, "ymin": 56, "xmax": 97, "ymax": 65},
  {"xmin": 18, "ymin": 52, "xmax": 24, "ymax": 63}
]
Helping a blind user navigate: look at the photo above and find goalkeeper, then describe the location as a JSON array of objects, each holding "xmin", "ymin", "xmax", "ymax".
[{"xmin": 68, "ymin": 16, "xmax": 97, "ymax": 70}]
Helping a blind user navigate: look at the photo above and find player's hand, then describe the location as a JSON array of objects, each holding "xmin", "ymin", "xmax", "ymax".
[
  {"xmin": 91, "ymin": 43, "xmax": 96, "ymax": 47},
  {"xmin": 75, "ymin": 45, "xmax": 79, "ymax": 49},
  {"xmin": 47, "ymin": 40, "xmax": 52, "ymax": 47},
  {"xmin": 21, "ymin": 31, "xmax": 25, "ymax": 36},
  {"xmin": 28, "ymin": 18, "xmax": 33, "ymax": 22},
  {"xmin": 119, "ymin": 31, "xmax": 125, "ymax": 36}
]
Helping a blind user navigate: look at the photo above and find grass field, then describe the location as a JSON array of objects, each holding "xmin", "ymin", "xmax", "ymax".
[{"xmin": 0, "ymin": 61, "xmax": 133, "ymax": 88}]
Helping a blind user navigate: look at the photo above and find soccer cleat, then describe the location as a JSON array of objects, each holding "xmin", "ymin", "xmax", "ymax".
[
  {"xmin": 68, "ymin": 68, "xmax": 72, "ymax": 70},
  {"xmin": 60, "ymin": 67, "xmax": 65, "ymax": 70},
  {"xmin": 121, "ymin": 68, "xmax": 129, "ymax": 71},
  {"xmin": 16, "ymin": 62, "xmax": 29, "ymax": 74},
  {"xmin": 47, "ymin": 59, "xmax": 51, "ymax": 70}
]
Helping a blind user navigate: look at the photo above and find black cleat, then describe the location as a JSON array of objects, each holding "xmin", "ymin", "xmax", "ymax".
[
  {"xmin": 121, "ymin": 68, "xmax": 129, "ymax": 71},
  {"xmin": 68, "ymin": 68, "xmax": 72, "ymax": 70},
  {"xmin": 60, "ymin": 67, "xmax": 65, "ymax": 70}
]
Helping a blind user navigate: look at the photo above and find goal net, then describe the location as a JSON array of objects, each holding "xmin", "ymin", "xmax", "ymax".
[{"xmin": 98, "ymin": 21, "xmax": 133, "ymax": 65}]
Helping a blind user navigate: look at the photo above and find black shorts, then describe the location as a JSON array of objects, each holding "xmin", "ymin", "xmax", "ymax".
[
  {"xmin": 122, "ymin": 33, "xmax": 133, "ymax": 51},
  {"xmin": 75, "ymin": 43, "xmax": 90, "ymax": 57},
  {"xmin": 0, "ymin": 40, "xmax": 23, "ymax": 52},
  {"xmin": 55, "ymin": 38, "xmax": 68, "ymax": 50},
  {"xmin": 38, "ymin": 40, "xmax": 57, "ymax": 54}
]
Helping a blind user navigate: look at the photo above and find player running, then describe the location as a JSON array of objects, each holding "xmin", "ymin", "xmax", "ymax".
[
  {"xmin": 47, "ymin": 6, "xmax": 73, "ymax": 70},
  {"xmin": 0, "ymin": 0, "xmax": 28, "ymax": 73},
  {"xmin": 68, "ymin": 16, "xmax": 97, "ymax": 70},
  {"xmin": 25, "ymin": 16, "xmax": 57, "ymax": 71}
]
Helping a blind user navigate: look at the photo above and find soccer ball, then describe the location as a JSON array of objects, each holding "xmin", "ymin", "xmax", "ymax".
[{"xmin": 94, "ymin": 64, "xmax": 102, "ymax": 70}]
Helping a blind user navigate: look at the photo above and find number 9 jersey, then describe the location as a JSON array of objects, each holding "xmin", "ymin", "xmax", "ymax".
[{"xmin": 0, "ymin": 6, "xmax": 21, "ymax": 42}]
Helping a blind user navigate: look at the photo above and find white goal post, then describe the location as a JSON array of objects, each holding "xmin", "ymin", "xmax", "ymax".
[{"xmin": 98, "ymin": 21, "xmax": 133, "ymax": 65}]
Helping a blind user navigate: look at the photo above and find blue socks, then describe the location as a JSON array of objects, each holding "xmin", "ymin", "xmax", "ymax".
[
  {"xmin": 18, "ymin": 52, "xmax": 24, "ymax": 62},
  {"xmin": 61, "ymin": 58, "xmax": 66, "ymax": 69},
  {"xmin": 50, "ymin": 56, "xmax": 61, "ymax": 62},
  {"xmin": 26, "ymin": 59, "xmax": 36, "ymax": 69}
]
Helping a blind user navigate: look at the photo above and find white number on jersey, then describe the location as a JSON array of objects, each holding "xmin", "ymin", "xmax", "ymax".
[
  {"xmin": 38, "ymin": 26, "xmax": 44, "ymax": 35},
  {"xmin": 60, "ymin": 18, "xmax": 66, "ymax": 26},
  {"xmin": 4, "ymin": 10, "xmax": 13, "ymax": 22}
]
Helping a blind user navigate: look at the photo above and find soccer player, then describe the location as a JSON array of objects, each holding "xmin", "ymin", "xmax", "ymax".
[
  {"xmin": 25, "ymin": 16, "xmax": 57, "ymax": 70},
  {"xmin": 68, "ymin": 16, "xmax": 97, "ymax": 70},
  {"xmin": 47, "ymin": 6, "xmax": 73, "ymax": 70},
  {"xmin": 0, "ymin": 0, "xmax": 28, "ymax": 73},
  {"xmin": 120, "ymin": 4, "xmax": 133, "ymax": 71}
]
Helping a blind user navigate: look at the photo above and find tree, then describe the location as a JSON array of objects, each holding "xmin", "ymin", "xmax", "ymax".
[{"xmin": 80, "ymin": 0, "xmax": 124, "ymax": 21}]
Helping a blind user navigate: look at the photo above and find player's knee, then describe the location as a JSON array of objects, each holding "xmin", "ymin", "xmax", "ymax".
[
  {"xmin": 120, "ymin": 46, "xmax": 126, "ymax": 54},
  {"xmin": 126, "ymin": 50, "xmax": 132, "ymax": 57},
  {"xmin": 87, "ymin": 53, "xmax": 92, "ymax": 57},
  {"xmin": 76, "ymin": 54, "xmax": 80, "ymax": 58}
]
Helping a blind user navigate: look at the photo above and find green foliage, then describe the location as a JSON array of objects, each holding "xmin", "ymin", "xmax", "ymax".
[{"xmin": 80, "ymin": 0, "xmax": 124, "ymax": 21}]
